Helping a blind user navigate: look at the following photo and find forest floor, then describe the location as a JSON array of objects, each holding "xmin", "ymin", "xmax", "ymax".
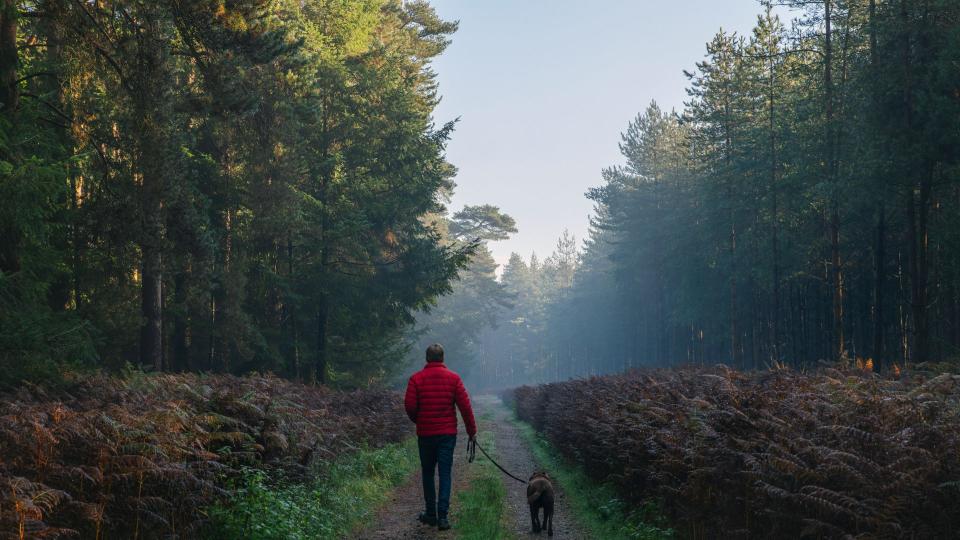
[{"xmin": 354, "ymin": 396, "xmax": 589, "ymax": 539}]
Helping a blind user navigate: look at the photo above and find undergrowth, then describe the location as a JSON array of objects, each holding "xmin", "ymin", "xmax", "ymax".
[
  {"xmin": 511, "ymin": 411, "xmax": 673, "ymax": 540},
  {"xmin": 0, "ymin": 373, "xmax": 409, "ymax": 538},
  {"xmin": 453, "ymin": 430, "xmax": 510, "ymax": 540},
  {"xmin": 508, "ymin": 366, "xmax": 960, "ymax": 538},
  {"xmin": 204, "ymin": 438, "xmax": 418, "ymax": 539}
]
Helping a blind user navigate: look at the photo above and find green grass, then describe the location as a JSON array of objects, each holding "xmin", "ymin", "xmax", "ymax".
[
  {"xmin": 510, "ymin": 411, "xmax": 674, "ymax": 540},
  {"xmin": 204, "ymin": 437, "xmax": 419, "ymax": 539},
  {"xmin": 452, "ymin": 430, "xmax": 512, "ymax": 540}
]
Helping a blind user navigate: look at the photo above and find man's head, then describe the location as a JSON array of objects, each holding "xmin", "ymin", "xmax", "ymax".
[{"xmin": 426, "ymin": 343, "xmax": 444, "ymax": 363}]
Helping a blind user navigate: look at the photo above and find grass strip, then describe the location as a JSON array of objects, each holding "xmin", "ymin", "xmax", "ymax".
[
  {"xmin": 509, "ymin": 410, "xmax": 674, "ymax": 540},
  {"xmin": 452, "ymin": 428, "xmax": 512, "ymax": 540},
  {"xmin": 204, "ymin": 437, "xmax": 419, "ymax": 539}
]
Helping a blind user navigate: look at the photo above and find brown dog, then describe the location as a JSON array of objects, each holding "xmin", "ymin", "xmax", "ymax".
[{"xmin": 527, "ymin": 471, "xmax": 555, "ymax": 536}]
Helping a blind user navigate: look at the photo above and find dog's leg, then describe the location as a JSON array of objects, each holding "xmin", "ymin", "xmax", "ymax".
[
  {"xmin": 545, "ymin": 502, "xmax": 554, "ymax": 537},
  {"xmin": 530, "ymin": 504, "xmax": 541, "ymax": 533}
]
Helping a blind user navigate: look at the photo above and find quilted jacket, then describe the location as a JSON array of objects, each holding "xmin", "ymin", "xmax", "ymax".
[{"xmin": 404, "ymin": 361, "xmax": 477, "ymax": 437}]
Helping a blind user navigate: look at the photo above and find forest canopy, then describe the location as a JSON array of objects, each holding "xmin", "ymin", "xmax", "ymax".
[{"xmin": 0, "ymin": 0, "xmax": 476, "ymax": 387}]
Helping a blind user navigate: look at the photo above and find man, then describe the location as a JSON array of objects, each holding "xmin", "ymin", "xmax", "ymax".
[{"xmin": 404, "ymin": 343, "xmax": 478, "ymax": 531}]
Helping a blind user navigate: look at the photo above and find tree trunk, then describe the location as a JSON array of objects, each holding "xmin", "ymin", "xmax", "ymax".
[
  {"xmin": 139, "ymin": 116, "xmax": 165, "ymax": 371},
  {"xmin": 316, "ymin": 297, "xmax": 328, "ymax": 385},
  {"xmin": 724, "ymin": 105, "xmax": 738, "ymax": 367},
  {"xmin": 287, "ymin": 234, "xmax": 301, "ymax": 381},
  {"xmin": 909, "ymin": 174, "xmax": 931, "ymax": 362},
  {"xmin": 140, "ymin": 162, "xmax": 164, "ymax": 371},
  {"xmin": 898, "ymin": 0, "xmax": 931, "ymax": 364},
  {"xmin": 769, "ymin": 41, "xmax": 781, "ymax": 363},
  {"xmin": 135, "ymin": 12, "xmax": 169, "ymax": 372},
  {"xmin": 824, "ymin": 0, "xmax": 845, "ymax": 361},
  {"xmin": 0, "ymin": 0, "xmax": 17, "ymax": 117},
  {"xmin": 172, "ymin": 270, "xmax": 189, "ymax": 372},
  {"xmin": 869, "ymin": 0, "xmax": 883, "ymax": 371},
  {"xmin": 873, "ymin": 207, "xmax": 885, "ymax": 370},
  {"xmin": 208, "ymin": 293, "xmax": 217, "ymax": 371},
  {"xmin": 0, "ymin": 1, "xmax": 17, "ymax": 274}
]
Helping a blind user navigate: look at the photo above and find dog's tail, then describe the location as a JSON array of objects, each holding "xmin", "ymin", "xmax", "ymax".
[{"xmin": 527, "ymin": 487, "xmax": 543, "ymax": 505}]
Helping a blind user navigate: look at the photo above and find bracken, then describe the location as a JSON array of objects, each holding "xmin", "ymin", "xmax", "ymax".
[
  {"xmin": 508, "ymin": 367, "xmax": 960, "ymax": 539},
  {"xmin": 0, "ymin": 373, "xmax": 407, "ymax": 539}
]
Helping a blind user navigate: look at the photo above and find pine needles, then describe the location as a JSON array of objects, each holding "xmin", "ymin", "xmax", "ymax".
[{"xmin": 508, "ymin": 367, "xmax": 960, "ymax": 538}]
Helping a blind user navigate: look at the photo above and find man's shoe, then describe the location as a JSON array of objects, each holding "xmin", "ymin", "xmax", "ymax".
[
  {"xmin": 418, "ymin": 512, "xmax": 437, "ymax": 526},
  {"xmin": 437, "ymin": 517, "xmax": 451, "ymax": 531}
]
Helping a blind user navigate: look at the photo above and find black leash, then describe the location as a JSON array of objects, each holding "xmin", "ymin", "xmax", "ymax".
[{"xmin": 467, "ymin": 437, "xmax": 527, "ymax": 485}]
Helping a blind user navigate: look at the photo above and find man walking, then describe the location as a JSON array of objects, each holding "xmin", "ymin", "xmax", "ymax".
[{"xmin": 404, "ymin": 343, "xmax": 478, "ymax": 531}]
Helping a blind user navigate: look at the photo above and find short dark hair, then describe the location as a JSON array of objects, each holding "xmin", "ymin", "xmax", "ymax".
[{"xmin": 426, "ymin": 343, "xmax": 444, "ymax": 362}]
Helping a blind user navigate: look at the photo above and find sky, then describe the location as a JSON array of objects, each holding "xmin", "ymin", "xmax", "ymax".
[{"xmin": 429, "ymin": 0, "xmax": 783, "ymax": 270}]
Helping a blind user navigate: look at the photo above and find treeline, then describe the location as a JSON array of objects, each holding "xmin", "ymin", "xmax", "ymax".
[
  {"xmin": 426, "ymin": 230, "xmax": 578, "ymax": 388},
  {"xmin": 0, "ymin": 0, "xmax": 473, "ymax": 386},
  {"xmin": 464, "ymin": 0, "xmax": 960, "ymax": 387},
  {"xmin": 583, "ymin": 0, "xmax": 960, "ymax": 372}
]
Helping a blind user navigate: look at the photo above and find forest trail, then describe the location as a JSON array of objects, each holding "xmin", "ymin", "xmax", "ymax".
[
  {"xmin": 480, "ymin": 397, "xmax": 589, "ymax": 539},
  {"xmin": 353, "ymin": 422, "xmax": 472, "ymax": 540},
  {"xmin": 353, "ymin": 397, "xmax": 588, "ymax": 539}
]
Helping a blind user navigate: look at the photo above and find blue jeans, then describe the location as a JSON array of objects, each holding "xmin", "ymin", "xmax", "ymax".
[{"xmin": 418, "ymin": 434, "xmax": 456, "ymax": 519}]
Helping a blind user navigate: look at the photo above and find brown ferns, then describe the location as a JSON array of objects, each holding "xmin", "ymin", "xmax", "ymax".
[
  {"xmin": 509, "ymin": 367, "xmax": 960, "ymax": 539},
  {"xmin": 0, "ymin": 374, "xmax": 408, "ymax": 539}
]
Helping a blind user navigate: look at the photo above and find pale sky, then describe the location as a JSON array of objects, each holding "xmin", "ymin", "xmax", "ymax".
[{"xmin": 430, "ymin": 0, "xmax": 780, "ymax": 269}]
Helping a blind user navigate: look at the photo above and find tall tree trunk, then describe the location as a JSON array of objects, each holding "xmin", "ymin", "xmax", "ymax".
[
  {"xmin": 869, "ymin": 0, "xmax": 878, "ymax": 67},
  {"xmin": 768, "ymin": 40, "xmax": 781, "ymax": 363},
  {"xmin": 0, "ymin": 1, "xmax": 17, "ymax": 275},
  {"xmin": 896, "ymin": 251, "xmax": 910, "ymax": 364},
  {"xmin": 140, "ymin": 171, "xmax": 164, "ymax": 371},
  {"xmin": 898, "ymin": 0, "xmax": 931, "ymax": 364},
  {"xmin": 873, "ymin": 207, "xmax": 886, "ymax": 370},
  {"xmin": 316, "ymin": 295, "xmax": 328, "ymax": 385},
  {"xmin": 139, "ymin": 114, "xmax": 165, "ymax": 371},
  {"xmin": 287, "ymin": 234, "xmax": 301, "ymax": 381},
  {"xmin": 172, "ymin": 270, "xmax": 189, "ymax": 372},
  {"xmin": 135, "ymin": 13, "xmax": 169, "ymax": 372},
  {"xmin": 0, "ymin": 0, "xmax": 17, "ymax": 117},
  {"xmin": 909, "ymin": 173, "xmax": 931, "ymax": 362},
  {"xmin": 724, "ymin": 105, "xmax": 739, "ymax": 367},
  {"xmin": 208, "ymin": 293, "xmax": 217, "ymax": 371},
  {"xmin": 869, "ymin": 0, "xmax": 884, "ymax": 371},
  {"xmin": 215, "ymin": 209, "xmax": 233, "ymax": 372},
  {"xmin": 315, "ymin": 193, "xmax": 330, "ymax": 384},
  {"xmin": 824, "ymin": 0, "xmax": 845, "ymax": 361}
]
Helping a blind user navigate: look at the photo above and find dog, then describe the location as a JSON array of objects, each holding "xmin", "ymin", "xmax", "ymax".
[{"xmin": 527, "ymin": 471, "xmax": 555, "ymax": 536}]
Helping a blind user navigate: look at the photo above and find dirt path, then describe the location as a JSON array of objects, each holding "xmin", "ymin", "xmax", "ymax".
[
  {"xmin": 479, "ymin": 397, "xmax": 589, "ymax": 540},
  {"xmin": 354, "ymin": 397, "xmax": 588, "ymax": 539},
  {"xmin": 354, "ymin": 422, "xmax": 474, "ymax": 540}
]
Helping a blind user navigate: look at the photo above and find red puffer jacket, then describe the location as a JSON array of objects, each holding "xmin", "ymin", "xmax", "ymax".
[{"xmin": 404, "ymin": 362, "xmax": 477, "ymax": 437}]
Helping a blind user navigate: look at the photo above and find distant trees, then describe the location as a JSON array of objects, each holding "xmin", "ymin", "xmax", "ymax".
[
  {"xmin": 466, "ymin": 0, "xmax": 960, "ymax": 386},
  {"xmin": 0, "ymin": 0, "xmax": 472, "ymax": 386},
  {"xmin": 580, "ymin": 0, "xmax": 960, "ymax": 373},
  {"xmin": 405, "ymin": 204, "xmax": 513, "ymax": 377}
]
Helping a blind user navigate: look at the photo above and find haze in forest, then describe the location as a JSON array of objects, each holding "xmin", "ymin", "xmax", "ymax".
[
  {"xmin": 2, "ymin": 0, "xmax": 958, "ymax": 392},
  {"xmin": 431, "ymin": 0, "xmax": 779, "ymax": 268},
  {"xmin": 4, "ymin": 2, "xmax": 959, "ymax": 537}
]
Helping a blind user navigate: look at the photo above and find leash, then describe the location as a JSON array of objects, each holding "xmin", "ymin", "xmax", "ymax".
[{"xmin": 467, "ymin": 437, "xmax": 527, "ymax": 485}]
